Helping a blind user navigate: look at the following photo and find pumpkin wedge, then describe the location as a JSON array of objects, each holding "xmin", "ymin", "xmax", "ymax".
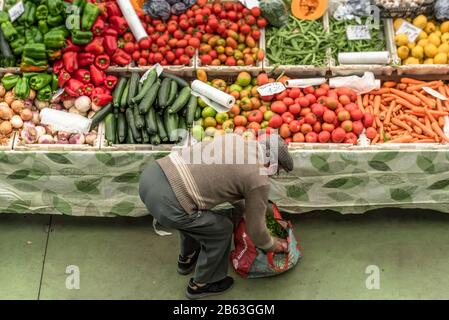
[{"xmin": 292, "ymin": 0, "xmax": 328, "ymax": 21}]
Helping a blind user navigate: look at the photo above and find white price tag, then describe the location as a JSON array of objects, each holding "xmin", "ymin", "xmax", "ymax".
[
  {"xmin": 257, "ymin": 82, "xmax": 285, "ymax": 97},
  {"xmin": 396, "ymin": 21, "xmax": 422, "ymax": 43},
  {"xmin": 422, "ymin": 87, "xmax": 448, "ymax": 100},
  {"xmin": 51, "ymin": 88, "xmax": 65, "ymax": 102},
  {"xmin": 8, "ymin": 1, "xmax": 24, "ymax": 22},
  {"xmin": 140, "ymin": 63, "xmax": 163, "ymax": 83},
  {"xmin": 346, "ymin": 25, "xmax": 371, "ymax": 40},
  {"xmin": 239, "ymin": 0, "xmax": 259, "ymax": 9}
]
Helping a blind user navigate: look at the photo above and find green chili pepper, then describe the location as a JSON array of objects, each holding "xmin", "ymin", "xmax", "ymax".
[
  {"xmin": 51, "ymin": 73, "xmax": 58, "ymax": 92},
  {"xmin": 14, "ymin": 77, "xmax": 30, "ymax": 99}
]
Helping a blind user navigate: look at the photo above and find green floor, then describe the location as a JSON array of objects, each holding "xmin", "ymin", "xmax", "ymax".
[{"xmin": 2, "ymin": 209, "xmax": 449, "ymax": 300}]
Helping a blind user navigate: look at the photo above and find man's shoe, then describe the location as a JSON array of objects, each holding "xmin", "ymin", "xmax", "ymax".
[
  {"xmin": 177, "ymin": 250, "xmax": 200, "ymax": 275},
  {"xmin": 185, "ymin": 276, "xmax": 234, "ymax": 300}
]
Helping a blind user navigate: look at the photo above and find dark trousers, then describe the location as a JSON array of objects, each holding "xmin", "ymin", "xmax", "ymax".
[{"xmin": 139, "ymin": 161, "xmax": 236, "ymax": 284}]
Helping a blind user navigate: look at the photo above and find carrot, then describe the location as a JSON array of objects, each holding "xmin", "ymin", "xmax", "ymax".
[
  {"xmin": 412, "ymin": 91, "xmax": 436, "ymax": 108},
  {"xmin": 410, "ymin": 108, "xmax": 449, "ymax": 117},
  {"xmin": 439, "ymin": 116, "xmax": 445, "ymax": 128},
  {"xmin": 401, "ymin": 115, "xmax": 436, "ymax": 137},
  {"xmin": 411, "ymin": 133, "xmax": 430, "ymax": 139},
  {"xmin": 406, "ymin": 81, "xmax": 443, "ymax": 93},
  {"xmin": 383, "ymin": 81, "xmax": 397, "ymax": 88},
  {"xmin": 363, "ymin": 94, "xmax": 369, "ymax": 108},
  {"xmin": 390, "ymin": 88, "xmax": 422, "ymax": 106},
  {"xmin": 401, "ymin": 78, "xmax": 425, "ymax": 85},
  {"xmin": 391, "ymin": 118, "xmax": 413, "ymax": 132},
  {"xmin": 424, "ymin": 107, "xmax": 437, "ymax": 123},
  {"xmin": 384, "ymin": 101, "xmax": 395, "ymax": 125},
  {"xmin": 397, "ymin": 83, "xmax": 408, "ymax": 90},
  {"xmin": 357, "ymin": 95, "xmax": 365, "ymax": 113},
  {"xmin": 415, "ymin": 139, "xmax": 438, "ymax": 143},
  {"xmin": 431, "ymin": 122, "xmax": 449, "ymax": 142},
  {"xmin": 372, "ymin": 134, "xmax": 380, "ymax": 144},
  {"xmin": 386, "ymin": 135, "xmax": 414, "ymax": 143},
  {"xmin": 370, "ymin": 88, "xmax": 390, "ymax": 95},
  {"xmin": 394, "ymin": 97, "xmax": 419, "ymax": 110}
]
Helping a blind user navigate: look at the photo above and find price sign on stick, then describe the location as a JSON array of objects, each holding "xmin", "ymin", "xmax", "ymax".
[
  {"xmin": 396, "ymin": 22, "xmax": 422, "ymax": 43},
  {"xmin": 8, "ymin": 1, "xmax": 24, "ymax": 22},
  {"xmin": 346, "ymin": 25, "xmax": 371, "ymax": 40},
  {"xmin": 257, "ymin": 82, "xmax": 286, "ymax": 97}
]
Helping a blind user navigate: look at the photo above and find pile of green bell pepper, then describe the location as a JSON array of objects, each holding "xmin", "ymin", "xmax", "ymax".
[{"xmin": 1, "ymin": 72, "xmax": 57, "ymax": 101}]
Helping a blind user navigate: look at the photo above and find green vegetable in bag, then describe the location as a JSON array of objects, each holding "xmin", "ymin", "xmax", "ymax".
[{"xmin": 260, "ymin": 0, "xmax": 289, "ymax": 27}]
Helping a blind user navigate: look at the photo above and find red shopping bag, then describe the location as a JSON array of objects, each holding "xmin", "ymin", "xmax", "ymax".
[{"xmin": 230, "ymin": 203, "xmax": 301, "ymax": 278}]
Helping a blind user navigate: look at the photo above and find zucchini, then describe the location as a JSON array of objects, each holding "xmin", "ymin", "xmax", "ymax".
[
  {"xmin": 158, "ymin": 77, "xmax": 172, "ymax": 108},
  {"xmin": 168, "ymin": 87, "xmax": 191, "ymax": 114},
  {"xmin": 120, "ymin": 79, "xmax": 130, "ymax": 111},
  {"xmin": 178, "ymin": 117, "xmax": 187, "ymax": 141},
  {"xmin": 133, "ymin": 105, "xmax": 145, "ymax": 129},
  {"xmin": 138, "ymin": 80, "xmax": 160, "ymax": 115},
  {"xmin": 160, "ymin": 72, "xmax": 189, "ymax": 88},
  {"xmin": 112, "ymin": 77, "xmax": 127, "ymax": 108},
  {"xmin": 141, "ymin": 128, "xmax": 150, "ymax": 144},
  {"xmin": 90, "ymin": 103, "xmax": 113, "ymax": 129},
  {"xmin": 194, "ymin": 106, "xmax": 201, "ymax": 120},
  {"xmin": 155, "ymin": 113, "xmax": 168, "ymax": 142},
  {"xmin": 127, "ymin": 72, "xmax": 140, "ymax": 106},
  {"xmin": 104, "ymin": 113, "xmax": 117, "ymax": 146},
  {"xmin": 117, "ymin": 112, "xmax": 127, "ymax": 143},
  {"xmin": 126, "ymin": 125, "xmax": 135, "ymax": 144},
  {"xmin": 166, "ymin": 80, "xmax": 178, "ymax": 106},
  {"xmin": 145, "ymin": 107, "xmax": 158, "ymax": 135},
  {"xmin": 185, "ymin": 95, "xmax": 198, "ymax": 127},
  {"xmin": 164, "ymin": 108, "xmax": 179, "ymax": 142},
  {"xmin": 150, "ymin": 134, "xmax": 161, "ymax": 145},
  {"xmin": 0, "ymin": 29, "xmax": 15, "ymax": 67},
  {"xmin": 131, "ymin": 69, "xmax": 158, "ymax": 104},
  {"xmin": 125, "ymin": 107, "xmax": 142, "ymax": 143}
]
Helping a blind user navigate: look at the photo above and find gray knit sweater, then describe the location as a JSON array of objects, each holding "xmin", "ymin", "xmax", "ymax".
[{"xmin": 157, "ymin": 134, "xmax": 274, "ymax": 250}]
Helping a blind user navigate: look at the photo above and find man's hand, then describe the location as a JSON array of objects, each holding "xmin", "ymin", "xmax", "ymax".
[{"xmin": 269, "ymin": 237, "xmax": 288, "ymax": 253}]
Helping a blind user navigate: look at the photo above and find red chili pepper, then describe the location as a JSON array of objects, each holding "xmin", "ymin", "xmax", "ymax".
[
  {"xmin": 92, "ymin": 17, "xmax": 105, "ymax": 36},
  {"xmin": 106, "ymin": 2, "xmax": 121, "ymax": 17},
  {"xmin": 92, "ymin": 93, "xmax": 113, "ymax": 107},
  {"xmin": 83, "ymin": 83, "xmax": 94, "ymax": 96},
  {"xmin": 89, "ymin": 64, "xmax": 106, "ymax": 87},
  {"xmin": 91, "ymin": 87, "xmax": 106, "ymax": 96},
  {"xmin": 104, "ymin": 35, "xmax": 117, "ymax": 56},
  {"xmin": 62, "ymin": 51, "xmax": 78, "ymax": 73},
  {"xmin": 74, "ymin": 69, "xmax": 91, "ymax": 84},
  {"xmin": 62, "ymin": 39, "xmax": 81, "ymax": 53},
  {"xmin": 58, "ymin": 69, "xmax": 71, "ymax": 87},
  {"xmin": 77, "ymin": 52, "xmax": 95, "ymax": 67},
  {"xmin": 94, "ymin": 54, "xmax": 110, "ymax": 70},
  {"xmin": 65, "ymin": 78, "xmax": 84, "ymax": 97},
  {"xmin": 104, "ymin": 75, "xmax": 118, "ymax": 90},
  {"xmin": 84, "ymin": 37, "xmax": 104, "ymax": 55},
  {"xmin": 53, "ymin": 60, "xmax": 64, "ymax": 74},
  {"xmin": 104, "ymin": 28, "xmax": 118, "ymax": 37},
  {"xmin": 109, "ymin": 16, "xmax": 128, "ymax": 35},
  {"xmin": 111, "ymin": 48, "xmax": 131, "ymax": 66}
]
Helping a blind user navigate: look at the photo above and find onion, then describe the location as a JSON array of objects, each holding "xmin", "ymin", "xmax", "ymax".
[
  {"xmin": 20, "ymin": 108, "xmax": 33, "ymax": 121},
  {"xmin": 50, "ymin": 103, "xmax": 63, "ymax": 111},
  {"xmin": 10, "ymin": 115, "xmax": 23, "ymax": 129},
  {"xmin": 38, "ymin": 134, "xmax": 55, "ymax": 144},
  {"xmin": 4, "ymin": 91, "xmax": 14, "ymax": 106},
  {"xmin": 69, "ymin": 133, "xmax": 85, "ymax": 144},
  {"xmin": 23, "ymin": 121, "xmax": 35, "ymax": 130},
  {"xmin": 21, "ymin": 127, "xmax": 37, "ymax": 144},
  {"xmin": 0, "ymin": 105, "xmax": 13, "ymax": 120},
  {"xmin": 91, "ymin": 102, "xmax": 102, "ymax": 112},
  {"xmin": 0, "ymin": 121, "xmax": 12, "ymax": 135},
  {"xmin": 35, "ymin": 126, "xmax": 46, "ymax": 138},
  {"xmin": 31, "ymin": 111, "xmax": 40, "ymax": 125},
  {"xmin": 85, "ymin": 131, "xmax": 97, "ymax": 145},
  {"xmin": 0, "ymin": 85, "xmax": 6, "ymax": 97},
  {"xmin": 57, "ymin": 131, "xmax": 71, "ymax": 141},
  {"xmin": 63, "ymin": 99, "xmax": 75, "ymax": 109},
  {"xmin": 23, "ymin": 99, "xmax": 33, "ymax": 109},
  {"xmin": 34, "ymin": 100, "xmax": 49, "ymax": 110},
  {"xmin": 11, "ymin": 100, "xmax": 24, "ymax": 114},
  {"xmin": 74, "ymin": 96, "xmax": 91, "ymax": 113},
  {"xmin": 28, "ymin": 89, "xmax": 36, "ymax": 100}
]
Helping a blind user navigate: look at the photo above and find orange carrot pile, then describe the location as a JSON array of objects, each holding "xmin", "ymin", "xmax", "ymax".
[{"xmin": 362, "ymin": 78, "xmax": 449, "ymax": 144}]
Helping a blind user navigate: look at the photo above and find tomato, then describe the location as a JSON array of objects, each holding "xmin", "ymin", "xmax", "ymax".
[
  {"xmin": 175, "ymin": 48, "xmax": 184, "ymax": 58},
  {"xmin": 200, "ymin": 54, "xmax": 213, "ymax": 65},
  {"xmin": 123, "ymin": 42, "xmax": 135, "ymax": 54},
  {"xmin": 123, "ymin": 32, "xmax": 134, "ymax": 42},
  {"xmin": 186, "ymin": 9, "xmax": 194, "ymax": 18},
  {"xmin": 240, "ymin": 24, "xmax": 251, "ymax": 35},
  {"xmin": 140, "ymin": 49, "xmax": 149, "ymax": 58},
  {"xmin": 176, "ymin": 39, "xmax": 188, "ymax": 48},
  {"xmin": 155, "ymin": 24, "xmax": 166, "ymax": 33},
  {"xmin": 188, "ymin": 37, "xmax": 200, "ymax": 48},
  {"xmin": 150, "ymin": 43, "xmax": 158, "ymax": 53},
  {"xmin": 158, "ymin": 46, "xmax": 168, "ymax": 55},
  {"xmin": 245, "ymin": 15, "xmax": 256, "ymax": 26},
  {"xmin": 179, "ymin": 19, "xmax": 189, "ymax": 30},
  {"xmin": 208, "ymin": 19, "xmax": 219, "ymax": 29},
  {"xmin": 156, "ymin": 38, "xmax": 166, "ymax": 47},
  {"xmin": 146, "ymin": 26, "xmax": 154, "ymax": 34},
  {"xmin": 179, "ymin": 55, "xmax": 191, "ymax": 65},
  {"xmin": 195, "ymin": 14, "xmax": 203, "ymax": 25},
  {"xmin": 154, "ymin": 52, "xmax": 163, "ymax": 63},
  {"xmin": 131, "ymin": 51, "xmax": 140, "ymax": 61},
  {"xmin": 168, "ymin": 38, "xmax": 178, "ymax": 48},
  {"xmin": 138, "ymin": 57, "xmax": 147, "ymax": 66},
  {"xmin": 212, "ymin": 3, "xmax": 221, "ymax": 14},
  {"xmin": 250, "ymin": 7, "xmax": 261, "ymax": 17},
  {"xmin": 185, "ymin": 46, "xmax": 196, "ymax": 57},
  {"xmin": 187, "ymin": 27, "xmax": 195, "ymax": 35},
  {"xmin": 139, "ymin": 38, "xmax": 150, "ymax": 50},
  {"xmin": 166, "ymin": 51, "xmax": 175, "ymax": 63},
  {"xmin": 227, "ymin": 11, "xmax": 237, "ymax": 21},
  {"xmin": 173, "ymin": 30, "xmax": 184, "ymax": 40},
  {"xmin": 257, "ymin": 18, "xmax": 267, "ymax": 28}
]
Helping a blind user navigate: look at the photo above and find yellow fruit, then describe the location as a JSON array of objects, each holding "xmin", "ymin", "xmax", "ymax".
[
  {"xmin": 394, "ymin": 18, "xmax": 406, "ymax": 31},
  {"xmin": 439, "ymin": 43, "xmax": 449, "ymax": 54},
  {"xmin": 397, "ymin": 46, "xmax": 410, "ymax": 60},
  {"xmin": 413, "ymin": 15, "xmax": 428, "ymax": 29},
  {"xmin": 417, "ymin": 31, "xmax": 428, "ymax": 40},
  {"xmin": 434, "ymin": 53, "xmax": 448, "ymax": 64},
  {"xmin": 424, "ymin": 58, "xmax": 434, "ymax": 64},
  {"xmin": 434, "ymin": 31, "xmax": 442, "ymax": 37},
  {"xmin": 412, "ymin": 46, "xmax": 424, "ymax": 59},
  {"xmin": 395, "ymin": 34, "xmax": 409, "ymax": 47},
  {"xmin": 425, "ymin": 44, "xmax": 438, "ymax": 58},
  {"xmin": 404, "ymin": 57, "xmax": 420, "ymax": 65},
  {"xmin": 441, "ymin": 33, "xmax": 449, "ymax": 43},
  {"xmin": 428, "ymin": 34, "xmax": 441, "ymax": 46},
  {"xmin": 424, "ymin": 22, "xmax": 436, "ymax": 34},
  {"xmin": 440, "ymin": 21, "xmax": 449, "ymax": 34},
  {"xmin": 407, "ymin": 42, "xmax": 416, "ymax": 50},
  {"xmin": 418, "ymin": 39, "xmax": 429, "ymax": 47}
]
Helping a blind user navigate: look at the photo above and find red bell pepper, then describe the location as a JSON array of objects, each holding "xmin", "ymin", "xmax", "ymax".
[
  {"xmin": 62, "ymin": 39, "xmax": 81, "ymax": 53},
  {"xmin": 89, "ymin": 64, "xmax": 106, "ymax": 87},
  {"xmin": 94, "ymin": 54, "xmax": 110, "ymax": 70},
  {"xmin": 53, "ymin": 60, "xmax": 64, "ymax": 74},
  {"xmin": 104, "ymin": 35, "xmax": 117, "ymax": 56},
  {"xmin": 104, "ymin": 75, "xmax": 118, "ymax": 90},
  {"xmin": 112, "ymin": 48, "xmax": 131, "ymax": 66},
  {"xmin": 97, "ymin": 2, "xmax": 107, "ymax": 17},
  {"xmin": 92, "ymin": 17, "xmax": 105, "ymax": 36},
  {"xmin": 65, "ymin": 78, "xmax": 84, "ymax": 97},
  {"xmin": 109, "ymin": 16, "xmax": 128, "ymax": 35},
  {"xmin": 77, "ymin": 52, "xmax": 95, "ymax": 67},
  {"xmin": 92, "ymin": 93, "xmax": 113, "ymax": 107},
  {"xmin": 91, "ymin": 86, "xmax": 106, "ymax": 97},
  {"xmin": 83, "ymin": 83, "xmax": 94, "ymax": 96},
  {"xmin": 74, "ymin": 69, "xmax": 91, "ymax": 84},
  {"xmin": 62, "ymin": 51, "xmax": 78, "ymax": 73},
  {"xmin": 85, "ymin": 37, "xmax": 104, "ymax": 55},
  {"xmin": 104, "ymin": 29, "xmax": 118, "ymax": 37},
  {"xmin": 58, "ymin": 69, "xmax": 71, "ymax": 87},
  {"xmin": 106, "ymin": 2, "xmax": 121, "ymax": 17}
]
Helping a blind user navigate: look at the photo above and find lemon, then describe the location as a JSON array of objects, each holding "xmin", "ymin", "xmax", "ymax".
[
  {"xmin": 412, "ymin": 46, "xmax": 424, "ymax": 59},
  {"xmin": 394, "ymin": 18, "xmax": 406, "ymax": 31},
  {"xmin": 407, "ymin": 42, "xmax": 416, "ymax": 50},
  {"xmin": 417, "ymin": 31, "xmax": 428, "ymax": 40},
  {"xmin": 413, "ymin": 15, "xmax": 428, "ymax": 29},
  {"xmin": 434, "ymin": 53, "xmax": 448, "ymax": 64},
  {"xmin": 418, "ymin": 39, "xmax": 429, "ymax": 47},
  {"xmin": 441, "ymin": 33, "xmax": 449, "ymax": 43},
  {"xmin": 424, "ymin": 58, "xmax": 434, "ymax": 64},
  {"xmin": 434, "ymin": 31, "xmax": 442, "ymax": 37},
  {"xmin": 440, "ymin": 21, "xmax": 449, "ymax": 34},
  {"xmin": 439, "ymin": 43, "xmax": 449, "ymax": 54},
  {"xmin": 395, "ymin": 34, "xmax": 409, "ymax": 47},
  {"xmin": 397, "ymin": 46, "xmax": 410, "ymax": 60},
  {"xmin": 428, "ymin": 34, "xmax": 441, "ymax": 46},
  {"xmin": 404, "ymin": 57, "xmax": 420, "ymax": 65},
  {"xmin": 425, "ymin": 22, "xmax": 436, "ymax": 34},
  {"xmin": 425, "ymin": 44, "xmax": 438, "ymax": 58}
]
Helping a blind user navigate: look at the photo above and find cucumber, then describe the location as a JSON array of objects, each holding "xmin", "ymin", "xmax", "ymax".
[
  {"xmin": 133, "ymin": 105, "xmax": 145, "ymax": 129},
  {"xmin": 117, "ymin": 112, "xmax": 127, "ymax": 143},
  {"xmin": 127, "ymin": 72, "xmax": 140, "ymax": 106},
  {"xmin": 166, "ymin": 80, "xmax": 178, "ymax": 106},
  {"xmin": 131, "ymin": 69, "xmax": 158, "ymax": 104},
  {"xmin": 90, "ymin": 103, "xmax": 113, "ymax": 129},
  {"xmin": 178, "ymin": 117, "xmax": 187, "ymax": 141},
  {"xmin": 158, "ymin": 77, "xmax": 172, "ymax": 108},
  {"xmin": 141, "ymin": 128, "xmax": 150, "ymax": 144},
  {"xmin": 138, "ymin": 80, "xmax": 160, "ymax": 115},
  {"xmin": 185, "ymin": 95, "xmax": 198, "ymax": 127},
  {"xmin": 168, "ymin": 87, "xmax": 191, "ymax": 114},
  {"xmin": 164, "ymin": 108, "xmax": 179, "ymax": 142},
  {"xmin": 160, "ymin": 72, "xmax": 189, "ymax": 88},
  {"xmin": 155, "ymin": 113, "xmax": 168, "ymax": 142},
  {"xmin": 104, "ymin": 113, "xmax": 117, "ymax": 146},
  {"xmin": 145, "ymin": 107, "xmax": 158, "ymax": 135},
  {"xmin": 126, "ymin": 125, "xmax": 135, "ymax": 144},
  {"xmin": 125, "ymin": 107, "xmax": 142, "ymax": 143},
  {"xmin": 120, "ymin": 79, "xmax": 129, "ymax": 111},
  {"xmin": 194, "ymin": 106, "xmax": 201, "ymax": 120},
  {"xmin": 150, "ymin": 134, "xmax": 161, "ymax": 145},
  {"xmin": 112, "ymin": 77, "xmax": 127, "ymax": 108}
]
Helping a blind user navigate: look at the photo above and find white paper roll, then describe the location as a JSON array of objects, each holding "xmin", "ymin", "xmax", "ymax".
[
  {"xmin": 40, "ymin": 108, "xmax": 92, "ymax": 134},
  {"xmin": 338, "ymin": 51, "xmax": 391, "ymax": 65},
  {"xmin": 117, "ymin": 0, "xmax": 148, "ymax": 42},
  {"xmin": 191, "ymin": 80, "xmax": 235, "ymax": 113},
  {"xmin": 285, "ymin": 78, "xmax": 326, "ymax": 88}
]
